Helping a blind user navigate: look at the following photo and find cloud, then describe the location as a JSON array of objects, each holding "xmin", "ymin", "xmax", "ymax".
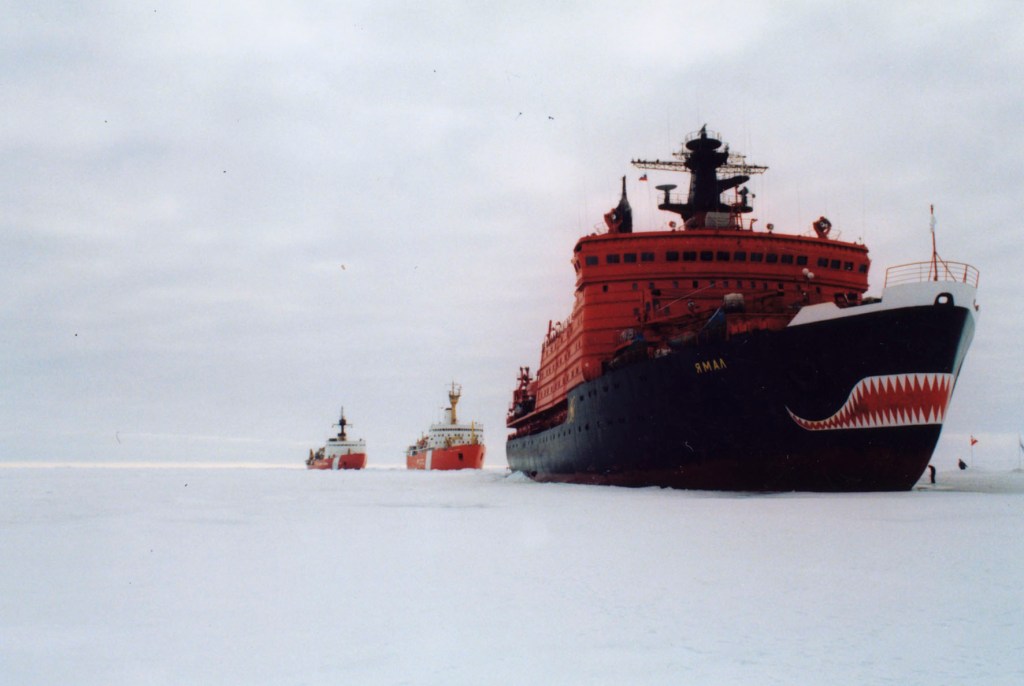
[{"xmin": 3, "ymin": 2, "xmax": 1022, "ymax": 467}]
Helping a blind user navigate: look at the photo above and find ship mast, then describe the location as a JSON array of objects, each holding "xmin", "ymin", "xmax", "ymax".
[
  {"xmin": 448, "ymin": 382, "xmax": 462, "ymax": 425},
  {"xmin": 336, "ymin": 407, "xmax": 349, "ymax": 440},
  {"xmin": 632, "ymin": 125, "xmax": 766, "ymax": 227},
  {"xmin": 929, "ymin": 204, "xmax": 939, "ymax": 281}
]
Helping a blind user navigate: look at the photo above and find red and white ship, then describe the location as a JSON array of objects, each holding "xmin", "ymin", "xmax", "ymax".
[
  {"xmin": 406, "ymin": 383, "xmax": 485, "ymax": 470},
  {"xmin": 307, "ymin": 407, "xmax": 367, "ymax": 470}
]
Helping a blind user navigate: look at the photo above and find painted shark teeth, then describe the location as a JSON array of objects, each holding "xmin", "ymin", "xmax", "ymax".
[{"xmin": 787, "ymin": 373, "xmax": 955, "ymax": 431}]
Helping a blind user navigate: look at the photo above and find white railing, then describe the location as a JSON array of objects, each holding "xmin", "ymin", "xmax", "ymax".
[{"xmin": 884, "ymin": 260, "xmax": 979, "ymax": 288}]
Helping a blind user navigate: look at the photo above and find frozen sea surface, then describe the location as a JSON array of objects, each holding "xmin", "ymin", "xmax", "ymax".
[{"xmin": 2, "ymin": 465, "xmax": 1023, "ymax": 685}]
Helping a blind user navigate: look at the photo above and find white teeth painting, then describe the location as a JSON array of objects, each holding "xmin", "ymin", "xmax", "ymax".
[{"xmin": 788, "ymin": 373, "xmax": 956, "ymax": 431}]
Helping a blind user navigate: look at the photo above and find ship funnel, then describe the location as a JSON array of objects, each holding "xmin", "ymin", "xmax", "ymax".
[{"xmin": 604, "ymin": 176, "xmax": 633, "ymax": 234}]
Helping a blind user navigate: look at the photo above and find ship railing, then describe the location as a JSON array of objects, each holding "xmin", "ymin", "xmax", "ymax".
[
  {"xmin": 883, "ymin": 260, "xmax": 979, "ymax": 288},
  {"xmin": 658, "ymin": 191, "xmax": 686, "ymax": 206},
  {"xmin": 656, "ymin": 192, "xmax": 746, "ymax": 227},
  {"xmin": 658, "ymin": 191, "xmax": 743, "ymax": 210}
]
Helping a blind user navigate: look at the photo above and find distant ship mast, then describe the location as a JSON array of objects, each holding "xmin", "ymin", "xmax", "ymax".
[
  {"xmin": 448, "ymin": 382, "xmax": 462, "ymax": 425},
  {"xmin": 335, "ymin": 407, "xmax": 350, "ymax": 440}
]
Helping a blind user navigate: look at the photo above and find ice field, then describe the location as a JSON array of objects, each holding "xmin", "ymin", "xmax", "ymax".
[{"xmin": 2, "ymin": 465, "xmax": 1023, "ymax": 685}]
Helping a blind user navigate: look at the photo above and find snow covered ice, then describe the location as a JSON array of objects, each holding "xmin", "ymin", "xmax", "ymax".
[{"xmin": 2, "ymin": 465, "xmax": 1023, "ymax": 685}]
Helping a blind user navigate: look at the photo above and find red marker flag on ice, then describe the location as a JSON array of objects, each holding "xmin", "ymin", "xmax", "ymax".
[{"xmin": 970, "ymin": 435, "xmax": 979, "ymax": 446}]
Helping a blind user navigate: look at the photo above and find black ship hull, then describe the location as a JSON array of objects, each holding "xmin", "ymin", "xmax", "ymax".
[{"xmin": 507, "ymin": 297, "xmax": 975, "ymax": 491}]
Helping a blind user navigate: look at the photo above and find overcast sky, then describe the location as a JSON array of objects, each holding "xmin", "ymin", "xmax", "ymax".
[{"xmin": 3, "ymin": 1, "xmax": 1022, "ymax": 467}]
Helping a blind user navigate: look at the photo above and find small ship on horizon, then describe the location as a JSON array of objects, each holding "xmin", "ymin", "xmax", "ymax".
[
  {"xmin": 307, "ymin": 407, "xmax": 367, "ymax": 470},
  {"xmin": 406, "ymin": 383, "xmax": 486, "ymax": 470}
]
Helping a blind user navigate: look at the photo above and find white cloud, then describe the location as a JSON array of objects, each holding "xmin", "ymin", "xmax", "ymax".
[{"xmin": 3, "ymin": 1, "xmax": 1022, "ymax": 466}]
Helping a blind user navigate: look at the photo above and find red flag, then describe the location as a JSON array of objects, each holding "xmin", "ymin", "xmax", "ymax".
[
  {"xmin": 639, "ymin": 174, "xmax": 648, "ymax": 181},
  {"xmin": 970, "ymin": 435, "xmax": 978, "ymax": 446}
]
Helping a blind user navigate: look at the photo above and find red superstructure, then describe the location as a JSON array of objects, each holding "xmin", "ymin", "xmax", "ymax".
[
  {"xmin": 406, "ymin": 383, "xmax": 485, "ymax": 470},
  {"xmin": 509, "ymin": 127, "xmax": 870, "ymax": 438}
]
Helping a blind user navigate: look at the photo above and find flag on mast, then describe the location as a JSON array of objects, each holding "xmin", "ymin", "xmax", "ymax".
[{"xmin": 970, "ymin": 435, "xmax": 978, "ymax": 446}]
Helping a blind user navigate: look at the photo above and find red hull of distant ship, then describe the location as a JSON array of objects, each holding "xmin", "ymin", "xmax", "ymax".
[
  {"xmin": 307, "ymin": 453, "xmax": 367, "ymax": 470},
  {"xmin": 406, "ymin": 444, "xmax": 485, "ymax": 471}
]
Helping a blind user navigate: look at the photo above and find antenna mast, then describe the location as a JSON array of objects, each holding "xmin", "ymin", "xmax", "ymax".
[
  {"xmin": 929, "ymin": 204, "xmax": 939, "ymax": 281},
  {"xmin": 448, "ymin": 382, "xmax": 462, "ymax": 424},
  {"xmin": 337, "ymin": 407, "xmax": 349, "ymax": 440},
  {"xmin": 630, "ymin": 127, "xmax": 767, "ymax": 224}
]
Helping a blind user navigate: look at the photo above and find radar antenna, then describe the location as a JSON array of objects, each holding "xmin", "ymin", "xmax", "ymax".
[
  {"xmin": 632, "ymin": 127, "xmax": 767, "ymax": 176},
  {"xmin": 633, "ymin": 152, "xmax": 767, "ymax": 177}
]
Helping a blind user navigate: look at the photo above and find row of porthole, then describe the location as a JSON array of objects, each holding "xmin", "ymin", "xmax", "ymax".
[
  {"xmin": 602, "ymin": 279, "xmax": 827, "ymax": 294},
  {"xmin": 584, "ymin": 251, "xmax": 867, "ymax": 272},
  {"xmin": 521, "ymin": 415, "xmax": 651, "ymax": 445},
  {"xmin": 578, "ymin": 382, "xmax": 622, "ymax": 403}
]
